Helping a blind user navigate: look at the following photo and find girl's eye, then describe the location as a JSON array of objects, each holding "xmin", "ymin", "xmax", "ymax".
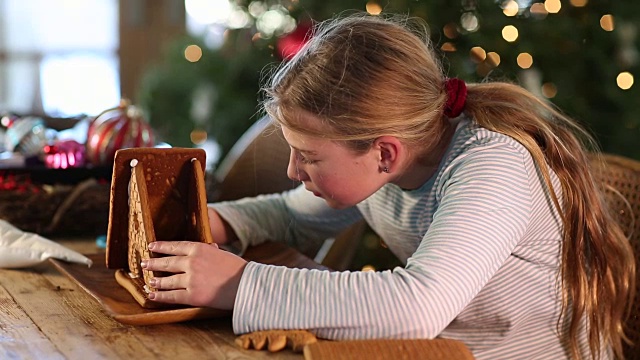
[
  {"xmin": 292, "ymin": 149, "xmax": 318, "ymax": 165},
  {"xmin": 300, "ymin": 156, "xmax": 316, "ymax": 165}
]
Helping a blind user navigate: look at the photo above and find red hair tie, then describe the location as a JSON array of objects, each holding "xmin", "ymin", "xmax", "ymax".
[{"xmin": 444, "ymin": 78, "xmax": 467, "ymax": 118}]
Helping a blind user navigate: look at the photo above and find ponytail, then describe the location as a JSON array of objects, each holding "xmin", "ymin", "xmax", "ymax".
[{"xmin": 464, "ymin": 82, "xmax": 635, "ymax": 359}]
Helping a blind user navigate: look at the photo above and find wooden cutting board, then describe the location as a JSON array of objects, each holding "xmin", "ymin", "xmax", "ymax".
[
  {"xmin": 51, "ymin": 253, "xmax": 228, "ymax": 325},
  {"xmin": 51, "ymin": 241, "xmax": 330, "ymax": 326}
]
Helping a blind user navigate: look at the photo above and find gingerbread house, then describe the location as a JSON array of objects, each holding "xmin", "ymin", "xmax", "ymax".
[{"xmin": 105, "ymin": 147, "xmax": 213, "ymax": 308}]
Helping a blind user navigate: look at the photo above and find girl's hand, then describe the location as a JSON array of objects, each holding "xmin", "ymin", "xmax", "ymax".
[{"xmin": 141, "ymin": 241, "xmax": 247, "ymax": 310}]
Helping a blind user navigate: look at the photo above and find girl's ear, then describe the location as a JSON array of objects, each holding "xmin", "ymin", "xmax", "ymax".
[{"xmin": 373, "ymin": 136, "xmax": 403, "ymax": 173}]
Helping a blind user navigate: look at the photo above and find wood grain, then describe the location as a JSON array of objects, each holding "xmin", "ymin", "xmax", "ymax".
[
  {"xmin": 0, "ymin": 282, "xmax": 65, "ymax": 359},
  {"xmin": 51, "ymin": 254, "xmax": 228, "ymax": 325},
  {"xmin": 0, "ymin": 238, "xmax": 310, "ymax": 359},
  {"xmin": 303, "ymin": 338, "xmax": 475, "ymax": 360}
]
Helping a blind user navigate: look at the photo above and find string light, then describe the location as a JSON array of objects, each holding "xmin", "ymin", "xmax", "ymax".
[
  {"xmin": 617, "ymin": 72, "xmax": 634, "ymax": 90},
  {"xmin": 502, "ymin": 25, "xmax": 519, "ymax": 42},
  {"xmin": 366, "ymin": 2, "xmax": 382, "ymax": 15},
  {"xmin": 362, "ymin": 265, "xmax": 376, "ymax": 272},
  {"xmin": 441, "ymin": 42, "xmax": 457, "ymax": 52},
  {"xmin": 502, "ymin": 0, "xmax": 519, "ymax": 17},
  {"xmin": 517, "ymin": 52, "xmax": 534, "ymax": 69},
  {"xmin": 486, "ymin": 52, "xmax": 501, "ymax": 67},
  {"xmin": 530, "ymin": 3, "xmax": 548, "ymax": 19},
  {"xmin": 541, "ymin": 83, "xmax": 558, "ymax": 98},
  {"xmin": 600, "ymin": 15, "xmax": 615, "ymax": 32},
  {"xmin": 184, "ymin": 45, "xmax": 203, "ymax": 62},
  {"xmin": 569, "ymin": 0, "xmax": 587, "ymax": 6},
  {"xmin": 461, "ymin": 12, "xmax": 480, "ymax": 32},
  {"xmin": 443, "ymin": 23, "xmax": 459, "ymax": 39},
  {"xmin": 544, "ymin": 0, "xmax": 561, "ymax": 14},
  {"xmin": 190, "ymin": 129, "xmax": 208, "ymax": 144},
  {"xmin": 470, "ymin": 46, "xmax": 487, "ymax": 63}
]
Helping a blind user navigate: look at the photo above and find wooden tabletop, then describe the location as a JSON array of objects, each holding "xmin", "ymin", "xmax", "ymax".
[{"xmin": 0, "ymin": 237, "xmax": 328, "ymax": 360}]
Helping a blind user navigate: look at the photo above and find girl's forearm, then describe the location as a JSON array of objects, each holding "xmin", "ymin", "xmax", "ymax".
[{"xmin": 207, "ymin": 206, "xmax": 239, "ymax": 245}]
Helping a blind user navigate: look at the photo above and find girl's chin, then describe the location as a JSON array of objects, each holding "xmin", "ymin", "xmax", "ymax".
[
  {"xmin": 322, "ymin": 198, "xmax": 352, "ymax": 210},
  {"xmin": 308, "ymin": 189, "xmax": 354, "ymax": 209}
]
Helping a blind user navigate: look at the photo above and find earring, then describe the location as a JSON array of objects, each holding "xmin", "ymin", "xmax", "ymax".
[{"xmin": 383, "ymin": 167, "xmax": 390, "ymax": 173}]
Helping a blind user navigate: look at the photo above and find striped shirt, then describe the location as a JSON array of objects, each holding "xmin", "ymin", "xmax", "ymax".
[{"xmin": 211, "ymin": 117, "xmax": 607, "ymax": 359}]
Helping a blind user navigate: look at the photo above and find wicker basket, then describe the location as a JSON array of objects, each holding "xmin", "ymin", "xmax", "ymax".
[{"xmin": 0, "ymin": 175, "xmax": 110, "ymax": 237}]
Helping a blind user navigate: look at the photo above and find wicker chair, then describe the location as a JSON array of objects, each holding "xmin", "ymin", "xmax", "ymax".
[
  {"xmin": 589, "ymin": 153, "xmax": 640, "ymax": 359},
  {"xmin": 212, "ymin": 116, "xmax": 299, "ymax": 202}
]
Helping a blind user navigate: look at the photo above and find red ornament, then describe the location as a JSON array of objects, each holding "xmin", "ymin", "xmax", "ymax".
[
  {"xmin": 86, "ymin": 100, "xmax": 155, "ymax": 166},
  {"xmin": 43, "ymin": 140, "xmax": 86, "ymax": 169},
  {"xmin": 276, "ymin": 21, "xmax": 313, "ymax": 61}
]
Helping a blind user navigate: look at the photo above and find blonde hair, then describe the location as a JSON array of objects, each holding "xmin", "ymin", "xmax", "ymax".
[{"xmin": 263, "ymin": 13, "xmax": 635, "ymax": 359}]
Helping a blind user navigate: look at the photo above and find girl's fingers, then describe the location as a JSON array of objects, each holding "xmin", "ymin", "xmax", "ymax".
[
  {"xmin": 148, "ymin": 289, "xmax": 189, "ymax": 304},
  {"xmin": 142, "ymin": 254, "xmax": 185, "ymax": 273},
  {"xmin": 150, "ymin": 273, "xmax": 186, "ymax": 290},
  {"xmin": 147, "ymin": 241, "xmax": 197, "ymax": 256}
]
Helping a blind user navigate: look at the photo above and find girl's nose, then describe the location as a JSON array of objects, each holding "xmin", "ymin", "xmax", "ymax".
[{"xmin": 287, "ymin": 153, "xmax": 309, "ymax": 181}]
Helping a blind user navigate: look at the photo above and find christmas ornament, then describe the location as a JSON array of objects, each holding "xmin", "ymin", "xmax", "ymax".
[
  {"xmin": 43, "ymin": 140, "xmax": 86, "ymax": 169},
  {"xmin": 4, "ymin": 117, "xmax": 47, "ymax": 157},
  {"xmin": 276, "ymin": 21, "xmax": 313, "ymax": 60},
  {"xmin": 86, "ymin": 100, "xmax": 155, "ymax": 166},
  {"xmin": 1, "ymin": 113, "xmax": 19, "ymax": 128}
]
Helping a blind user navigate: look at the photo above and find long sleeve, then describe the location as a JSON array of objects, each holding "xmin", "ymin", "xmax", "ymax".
[
  {"xmin": 232, "ymin": 141, "xmax": 533, "ymax": 340},
  {"xmin": 209, "ymin": 185, "xmax": 362, "ymax": 254}
]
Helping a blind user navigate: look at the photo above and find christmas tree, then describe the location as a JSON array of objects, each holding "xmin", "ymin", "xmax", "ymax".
[{"xmin": 139, "ymin": 0, "xmax": 640, "ymax": 162}]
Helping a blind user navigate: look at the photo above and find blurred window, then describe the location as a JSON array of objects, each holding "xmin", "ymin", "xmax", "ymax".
[{"xmin": 0, "ymin": 0, "xmax": 120, "ymax": 116}]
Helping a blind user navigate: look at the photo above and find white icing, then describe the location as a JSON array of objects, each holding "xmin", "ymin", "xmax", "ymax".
[
  {"xmin": 130, "ymin": 159, "xmax": 139, "ymax": 167},
  {"xmin": 0, "ymin": 219, "xmax": 93, "ymax": 269}
]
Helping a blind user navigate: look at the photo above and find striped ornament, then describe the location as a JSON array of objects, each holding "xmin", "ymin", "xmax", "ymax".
[{"xmin": 86, "ymin": 100, "xmax": 155, "ymax": 165}]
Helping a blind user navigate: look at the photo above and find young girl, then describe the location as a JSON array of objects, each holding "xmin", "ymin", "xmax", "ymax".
[{"xmin": 141, "ymin": 14, "xmax": 635, "ymax": 359}]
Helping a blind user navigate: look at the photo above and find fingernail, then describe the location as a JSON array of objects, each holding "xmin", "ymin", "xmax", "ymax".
[
  {"xmin": 149, "ymin": 278, "xmax": 157, "ymax": 287},
  {"xmin": 148, "ymin": 242, "xmax": 156, "ymax": 250},
  {"xmin": 148, "ymin": 292, "xmax": 156, "ymax": 300},
  {"xmin": 140, "ymin": 260, "xmax": 147, "ymax": 268}
]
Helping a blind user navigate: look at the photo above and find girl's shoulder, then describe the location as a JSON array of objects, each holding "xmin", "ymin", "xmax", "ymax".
[{"xmin": 448, "ymin": 117, "xmax": 532, "ymax": 162}]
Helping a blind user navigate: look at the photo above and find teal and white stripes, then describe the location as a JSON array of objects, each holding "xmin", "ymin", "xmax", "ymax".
[{"xmin": 212, "ymin": 118, "xmax": 607, "ymax": 359}]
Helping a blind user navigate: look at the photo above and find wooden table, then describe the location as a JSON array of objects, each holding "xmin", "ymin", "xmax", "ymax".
[{"xmin": 0, "ymin": 237, "xmax": 328, "ymax": 360}]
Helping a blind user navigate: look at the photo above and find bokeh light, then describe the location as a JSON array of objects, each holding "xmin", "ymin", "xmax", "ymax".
[
  {"xmin": 470, "ymin": 46, "xmax": 487, "ymax": 63},
  {"xmin": 502, "ymin": 0, "xmax": 519, "ymax": 17},
  {"xmin": 185, "ymin": 0, "xmax": 231, "ymax": 24},
  {"xmin": 600, "ymin": 15, "xmax": 615, "ymax": 32},
  {"xmin": 502, "ymin": 25, "xmax": 519, "ymax": 42},
  {"xmin": 541, "ymin": 82, "xmax": 558, "ymax": 98},
  {"xmin": 530, "ymin": 3, "xmax": 548, "ymax": 18},
  {"xmin": 461, "ymin": 12, "xmax": 480, "ymax": 32},
  {"xmin": 441, "ymin": 42, "xmax": 457, "ymax": 52},
  {"xmin": 366, "ymin": 1, "xmax": 383, "ymax": 15},
  {"xmin": 256, "ymin": 7, "xmax": 296, "ymax": 38},
  {"xmin": 443, "ymin": 23, "xmax": 459, "ymax": 39},
  {"xmin": 190, "ymin": 129, "xmax": 208, "ymax": 145},
  {"xmin": 486, "ymin": 52, "xmax": 501, "ymax": 67},
  {"xmin": 617, "ymin": 72, "xmax": 634, "ymax": 90},
  {"xmin": 517, "ymin": 52, "xmax": 533, "ymax": 69},
  {"xmin": 184, "ymin": 44, "xmax": 203, "ymax": 62},
  {"xmin": 544, "ymin": 0, "xmax": 562, "ymax": 14}
]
